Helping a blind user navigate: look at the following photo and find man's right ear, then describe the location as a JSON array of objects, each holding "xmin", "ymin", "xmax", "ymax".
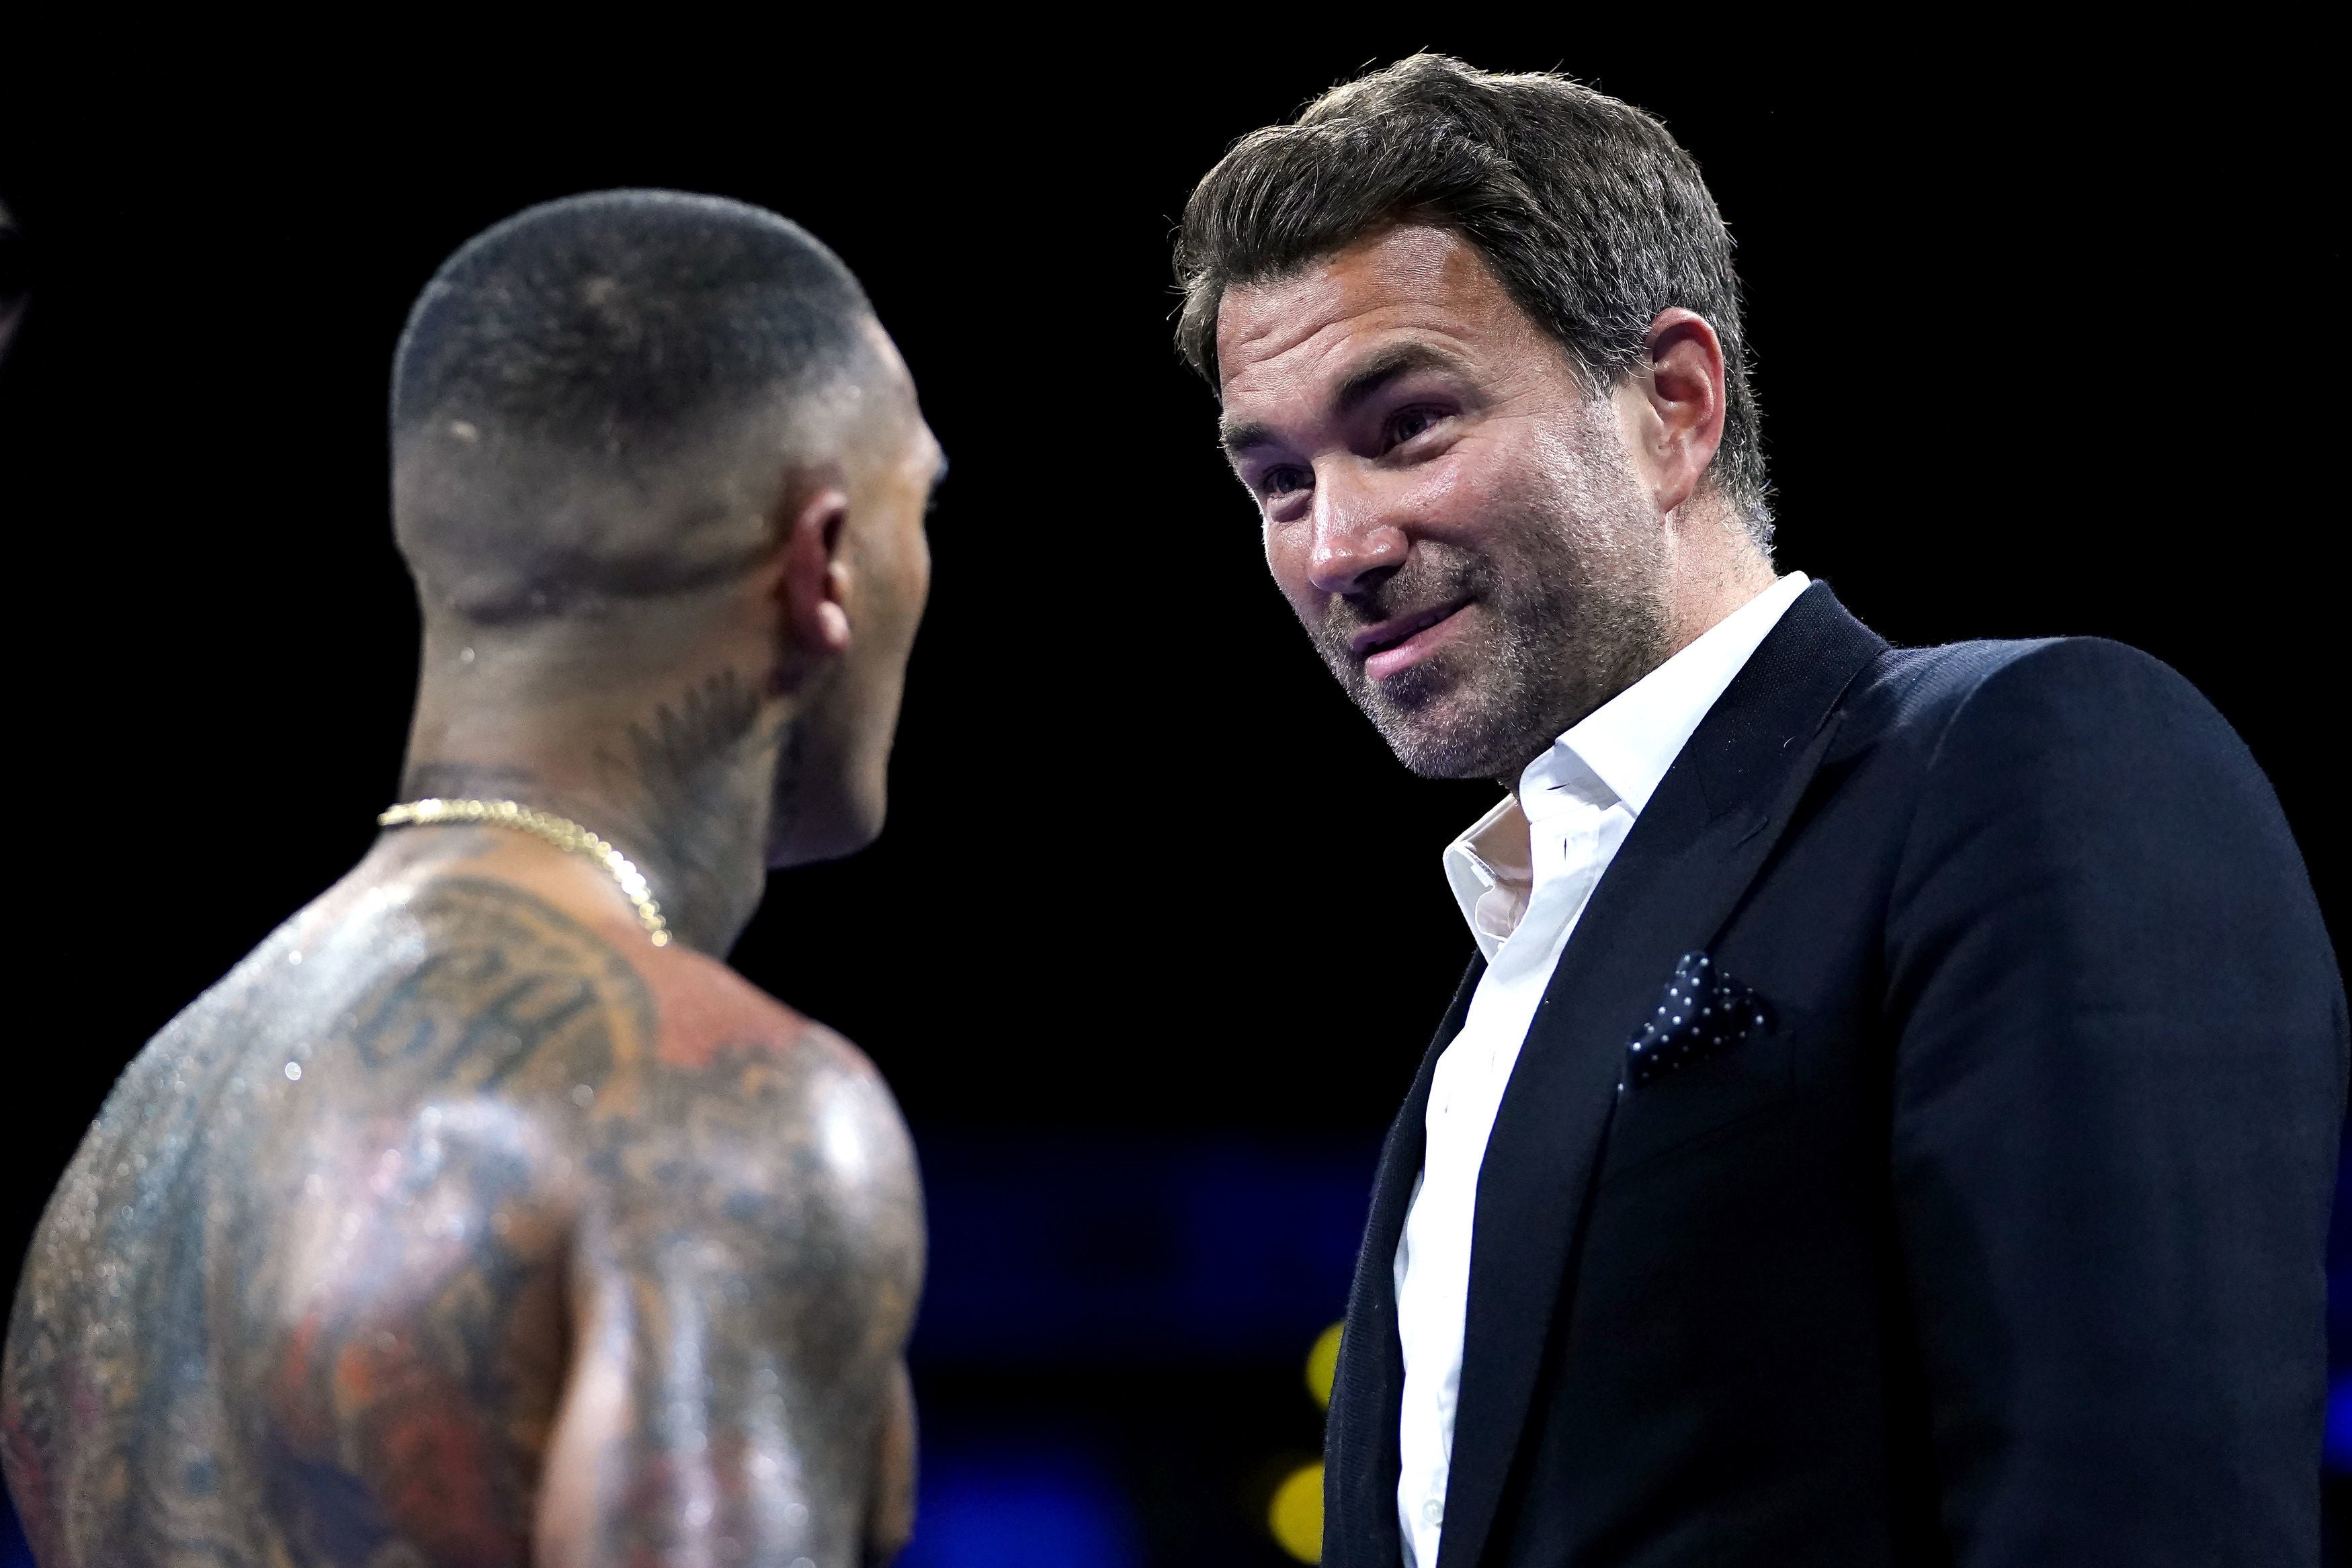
[{"xmin": 780, "ymin": 485, "xmax": 853, "ymax": 656}]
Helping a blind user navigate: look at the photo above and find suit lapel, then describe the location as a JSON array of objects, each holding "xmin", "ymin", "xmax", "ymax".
[
  {"xmin": 1325, "ymin": 956, "xmax": 1481, "ymax": 1567},
  {"xmin": 1433, "ymin": 584, "xmax": 1886, "ymax": 1568}
]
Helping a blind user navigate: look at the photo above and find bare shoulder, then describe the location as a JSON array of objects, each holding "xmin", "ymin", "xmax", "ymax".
[
  {"xmin": 637, "ymin": 935, "xmax": 902, "ymax": 1099},
  {"xmin": 331, "ymin": 868, "xmax": 921, "ymax": 1293},
  {"xmin": 1, "ymin": 869, "xmax": 920, "ymax": 1567},
  {"xmin": 605, "ymin": 939, "xmax": 923, "ymax": 1268},
  {"xmin": 538, "ymin": 938, "xmax": 925, "ymax": 1564}
]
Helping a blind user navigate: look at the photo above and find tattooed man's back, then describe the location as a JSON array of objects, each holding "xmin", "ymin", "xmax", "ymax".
[
  {"xmin": 4, "ymin": 191, "xmax": 945, "ymax": 1565},
  {"xmin": 6, "ymin": 844, "xmax": 920, "ymax": 1565}
]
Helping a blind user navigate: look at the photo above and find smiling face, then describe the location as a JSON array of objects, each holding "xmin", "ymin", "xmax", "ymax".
[{"xmin": 1217, "ymin": 224, "xmax": 1673, "ymax": 783}]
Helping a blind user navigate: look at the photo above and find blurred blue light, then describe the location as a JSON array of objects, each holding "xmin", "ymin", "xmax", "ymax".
[
  {"xmin": 896, "ymin": 1447, "xmax": 1142, "ymax": 1568},
  {"xmin": 0, "ymin": 1478, "xmax": 29, "ymax": 1568},
  {"xmin": 2327, "ymin": 1376, "xmax": 2352, "ymax": 1475},
  {"xmin": 910, "ymin": 1132, "xmax": 1377, "ymax": 1367},
  {"xmin": 2330, "ymin": 1138, "xmax": 2352, "ymax": 1373}
]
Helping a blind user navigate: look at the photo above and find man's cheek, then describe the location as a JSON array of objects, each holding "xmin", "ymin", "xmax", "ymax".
[
  {"xmin": 1411, "ymin": 444, "xmax": 1515, "ymax": 529},
  {"xmin": 1262, "ymin": 518, "xmax": 1293, "ymax": 572},
  {"xmin": 1265, "ymin": 539, "xmax": 1318, "ymax": 616}
]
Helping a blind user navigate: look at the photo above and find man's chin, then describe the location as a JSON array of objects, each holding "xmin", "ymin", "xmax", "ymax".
[
  {"xmin": 1333, "ymin": 650, "xmax": 1543, "ymax": 780},
  {"xmin": 766, "ymin": 785, "xmax": 886, "ymax": 869},
  {"xmin": 769, "ymin": 816, "xmax": 882, "ymax": 869},
  {"xmin": 1363, "ymin": 697, "xmax": 1534, "ymax": 781}
]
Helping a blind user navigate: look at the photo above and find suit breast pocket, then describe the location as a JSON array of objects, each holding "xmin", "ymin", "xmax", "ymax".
[{"xmin": 1597, "ymin": 1022, "xmax": 1800, "ymax": 1185}]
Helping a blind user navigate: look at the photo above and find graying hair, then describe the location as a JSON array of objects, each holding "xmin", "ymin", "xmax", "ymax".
[{"xmin": 1175, "ymin": 54, "xmax": 1773, "ymax": 549}]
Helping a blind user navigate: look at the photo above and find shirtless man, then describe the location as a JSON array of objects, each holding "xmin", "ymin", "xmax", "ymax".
[{"xmin": 2, "ymin": 189, "xmax": 939, "ymax": 1566}]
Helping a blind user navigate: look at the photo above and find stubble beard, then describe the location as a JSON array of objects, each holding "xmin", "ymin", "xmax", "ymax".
[{"xmin": 1306, "ymin": 449, "xmax": 1672, "ymax": 784}]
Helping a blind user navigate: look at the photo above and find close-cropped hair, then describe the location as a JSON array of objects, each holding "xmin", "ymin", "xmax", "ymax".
[
  {"xmin": 394, "ymin": 189, "xmax": 872, "ymax": 459},
  {"xmin": 1175, "ymin": 54, "xmax": 1772, "ymax": 542},
  {"xmin": 391, "ymin": 190, "xmax": 878, "ymax": 622}
]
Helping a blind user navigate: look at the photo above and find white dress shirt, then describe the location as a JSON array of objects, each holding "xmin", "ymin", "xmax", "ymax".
[{"xmin": 1392, "ymin": 572, "xmax": 1811, "ymax": 1568}]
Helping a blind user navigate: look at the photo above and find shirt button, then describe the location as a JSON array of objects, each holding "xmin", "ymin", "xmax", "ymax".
[{"xmin": 1423, "ymin": 1498, "xmax": 1444, "ymax": 1526}]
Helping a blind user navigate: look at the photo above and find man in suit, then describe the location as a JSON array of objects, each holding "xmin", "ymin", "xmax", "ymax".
[{"xmin": 1174, "ymin": 55, "xmax": 2347, "ymax": 1566}]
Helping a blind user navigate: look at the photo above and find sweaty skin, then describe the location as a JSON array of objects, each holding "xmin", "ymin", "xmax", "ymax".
[
  {"xmin": 1, "ymin": 822, "xmax": 921, "ymax": 1567},
  {"xmin": 6, "ymin": 193, "xmax": 941, "ymax": 1566}
]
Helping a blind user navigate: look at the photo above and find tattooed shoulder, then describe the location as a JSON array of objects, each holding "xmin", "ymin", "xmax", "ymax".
[{"xmin": 2, "ymin": 873, "xmax": 921, "ymax": 1567}]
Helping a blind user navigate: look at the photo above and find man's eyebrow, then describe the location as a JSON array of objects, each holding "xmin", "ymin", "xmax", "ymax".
[
  {"xmin": 1333, "ymin": 342, "xmax": 1466, "ymax": 418},
  {"xmin": 1220, "ymin": 418, "xmax": 1279, "ymax": 458},
  {"xmin": 1219, "ymin": 342, "xmax": 1471, "ymax": 458}
]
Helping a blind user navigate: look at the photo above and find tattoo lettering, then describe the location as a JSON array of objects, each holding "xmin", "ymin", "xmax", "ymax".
[{"xmin": 3, "ymin": 875, "xmax": 920, "ymax": 1567}]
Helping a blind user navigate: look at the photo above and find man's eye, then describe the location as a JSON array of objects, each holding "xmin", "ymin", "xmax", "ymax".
[
  {"xmin": 1386, "ymin": 406, "xmax": 1446, "ymax": 449},
  {"xmin": 1261, "ymin": 465, "xmax": 1312, "ymax": 498}
]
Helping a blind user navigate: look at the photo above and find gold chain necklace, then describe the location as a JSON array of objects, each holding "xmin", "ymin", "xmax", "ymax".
[{"xmin": 378, "ymin": 797, "xmax": 672, "ymax": 947}]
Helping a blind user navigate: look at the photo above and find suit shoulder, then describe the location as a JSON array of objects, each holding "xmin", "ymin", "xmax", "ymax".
[
  {"xmin": 1845, "ymin": 635, "xmax": 2238, "ymax": 769},
  {"xmin": 1867, "ymin": 635, "xmax": 2316, "ymax": 943}
]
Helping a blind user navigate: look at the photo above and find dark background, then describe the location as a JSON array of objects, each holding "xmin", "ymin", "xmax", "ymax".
[{"xmin": 2, "ymin": 20, "xmax": 2343, "ymax": 1565}]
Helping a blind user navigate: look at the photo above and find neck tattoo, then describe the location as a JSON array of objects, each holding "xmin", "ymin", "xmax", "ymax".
[{"xmin": 378, "ymin": 797, "xmax": 673, "ymax": 947}]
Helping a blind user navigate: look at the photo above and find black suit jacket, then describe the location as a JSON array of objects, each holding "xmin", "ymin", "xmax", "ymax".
[{"xmin": 1323, "ymin": 585, "xmax": 2348, "ymax": 1567}]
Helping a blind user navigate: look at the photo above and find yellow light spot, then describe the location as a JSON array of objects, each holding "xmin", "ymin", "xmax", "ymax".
[
  {"xmin": 1305, "ymin": 1320, "xmax": 1343, "ymax": 1409},
  {"xmin": 1269, "ymin": 1461, "xmax": 1323, "ymax": 1563}
]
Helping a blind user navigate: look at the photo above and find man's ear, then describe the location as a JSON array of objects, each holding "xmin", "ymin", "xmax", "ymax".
[
  {"xmin": 1632, "ymin": 307, "xmax": 1728, "ymax": 515},
  {"xmin": 780, "ymin": 484, "xmax": 853, "ymax": 656}
]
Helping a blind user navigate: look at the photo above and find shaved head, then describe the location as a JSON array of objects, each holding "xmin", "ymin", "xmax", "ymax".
[{"xmin": 392, "ymin": 190, "xmax": 902, "ymax": 625}]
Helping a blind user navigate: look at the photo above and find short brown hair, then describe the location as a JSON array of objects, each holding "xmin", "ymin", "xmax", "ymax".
[{"xmin": 1175, "ymin": 54, "xmax": 1770, "ymax": 541}]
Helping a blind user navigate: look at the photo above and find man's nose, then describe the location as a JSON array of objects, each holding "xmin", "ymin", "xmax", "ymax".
[{"xmin": 1304, "ymin": 467, "xmax": 1410, "ymax": 597}]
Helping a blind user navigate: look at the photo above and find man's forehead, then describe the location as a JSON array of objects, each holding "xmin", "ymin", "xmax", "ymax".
[{"xmin": 1214, "ymin": 226, "xmax": 1511, "ymax": 396}]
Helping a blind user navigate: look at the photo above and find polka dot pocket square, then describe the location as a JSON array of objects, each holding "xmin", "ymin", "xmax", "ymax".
[{"xmin": 1624, "ymin": 951, "xmax": 1773, "ymax": 1090}]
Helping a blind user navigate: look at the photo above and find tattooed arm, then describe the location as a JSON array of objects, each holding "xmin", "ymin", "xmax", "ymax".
[{"xmin": 536, "ymin": 1008, "xmax": 924, "ymax": 1568}]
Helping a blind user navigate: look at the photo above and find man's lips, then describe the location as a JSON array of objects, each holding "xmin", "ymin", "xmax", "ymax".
[{"xmin": 1350, "ymin": 598, "xmax": 1472, "ymax": 681}]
